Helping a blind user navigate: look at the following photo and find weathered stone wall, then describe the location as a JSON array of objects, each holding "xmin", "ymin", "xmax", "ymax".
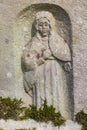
[
  {"xmin": 0, "ymin": 0, "xmax": 87, "ymax": 115},
  {"xmin": 0, "ymin": 119, "xmax": 82, "ymax": 130}
]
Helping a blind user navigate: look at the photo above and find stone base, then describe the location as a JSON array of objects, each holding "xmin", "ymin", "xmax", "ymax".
[{"xmin": 0, "ymin": 119, "xmax": 82, "ymax": 130}]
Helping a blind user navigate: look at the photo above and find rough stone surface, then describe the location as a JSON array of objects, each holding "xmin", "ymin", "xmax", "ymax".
[
  {"xmin": 0, "ymin": 119, "xmax": 82, "ymax": 130},
  {"xmin": 0, "ymin": 0, "xmax": 87, "ymax": 117}
]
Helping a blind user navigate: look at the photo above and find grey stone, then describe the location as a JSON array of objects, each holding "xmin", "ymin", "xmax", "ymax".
[
  {"xmin": 0, "ymin": 0, "xmax": 87, "ymax": 120},
  {"xmin": 0, "ymin": 119, "xmax": 82, "ymax": 130},
  {"xmin": 21, "ymin": 11, "xmax": 72, "ymax": 119}
]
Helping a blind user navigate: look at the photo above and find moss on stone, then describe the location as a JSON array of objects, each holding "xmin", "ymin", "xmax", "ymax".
[
  {"xmin": 75, "ymin": 110, "xmax": 87, "ymax": 130},
  {"xmin": 15, "ymin": 128, "xmax": 36, "ymax": 130},
  {"xmin": 0, "ymin": 97, "xmax": 65, "ymax": 126}
]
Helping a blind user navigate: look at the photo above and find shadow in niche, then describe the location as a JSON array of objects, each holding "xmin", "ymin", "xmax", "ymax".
[{"xmin": 20, "ymin": 3, "xmax": 74, "ymax": 119}]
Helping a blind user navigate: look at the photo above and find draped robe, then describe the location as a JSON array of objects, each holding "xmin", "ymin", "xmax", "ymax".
[{"xmin": 22, "ymin": 32, "xmax": 71, "ymax": 119}]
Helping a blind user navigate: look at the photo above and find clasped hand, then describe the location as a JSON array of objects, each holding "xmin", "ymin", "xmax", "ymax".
[{"xmin": 64, "ymin": 62, "xmax": 72, "ymax": 72}]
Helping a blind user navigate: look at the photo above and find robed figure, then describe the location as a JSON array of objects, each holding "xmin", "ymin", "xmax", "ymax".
[{"xmin": 22, "ymin": 11, "xmax": 72, "ymax": 119}]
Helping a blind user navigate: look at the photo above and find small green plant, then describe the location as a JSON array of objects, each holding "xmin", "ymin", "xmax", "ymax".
[
  {"xmin": 0, "ymin": 128, "xmax": 3, "ymax": 130},
  {"xmin": 82, "ymin": 124, "xmax": 87, "ymax": 130},
  {"xmin": 0, "ymin": 97, "xmax": 25, "ymax": 120},
  {"xmin": 0, "ymin": 97, "xmax": 65, "ymax": 126},
  {"xmin": 32, "ymin": 128, "xmax": 36, "ymax": 130},
  {"xmin": 23, "ymin": 100, "xmax": 66, "ymax": 126},
  {"xmin": 75, "ymin": 110, "xmax": 87, "ymax": 130}
]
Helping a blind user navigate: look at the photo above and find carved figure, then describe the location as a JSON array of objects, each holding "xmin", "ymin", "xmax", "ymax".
[{"xmin": 22, "ymin": 11, "xmax": 72, "ymax": 118}]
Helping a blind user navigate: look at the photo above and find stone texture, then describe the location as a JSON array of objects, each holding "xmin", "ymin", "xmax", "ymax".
[
  {"xmin": 0, "ymin": 119, "xmax": 82, "ymax": 130},
  {"xmin": 0, "ymin": 0, "xmax": 87, "ymax": 116}
]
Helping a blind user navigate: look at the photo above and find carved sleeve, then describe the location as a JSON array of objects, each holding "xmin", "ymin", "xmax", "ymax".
[
  {"xmin": 22, "ymin": 45, "xmax": 37, "ymax": 72},
  {"xmin": 49, "ymin": 34, "xmax": 71, "ymax": 62}
]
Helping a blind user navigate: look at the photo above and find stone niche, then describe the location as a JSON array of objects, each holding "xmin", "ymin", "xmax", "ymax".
[
  {"xmin": 14, "ymin": 3, "xmax": 74, "ymax": 119},
  {"xmin": 0, "ymin": 0, "xmax": 87, "ymax": 124}
]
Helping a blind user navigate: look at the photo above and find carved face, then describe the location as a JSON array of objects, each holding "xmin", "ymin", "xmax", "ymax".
[{"xmin": 37, "ymin": 18, "xmax": 51, "ymax": 37}]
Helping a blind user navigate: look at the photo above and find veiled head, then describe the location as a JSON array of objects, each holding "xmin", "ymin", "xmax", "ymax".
[{"xmin": 34, "ymin": 11, "xmax": 55, "ymax": 36}]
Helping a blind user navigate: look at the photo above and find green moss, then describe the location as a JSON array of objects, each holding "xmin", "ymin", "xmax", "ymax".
[
  {"xmin": 82, "ymin": 124, "xmax": 87, "ymax": 130},
  {"xmin": 0, "ymin": 97, "xmax": 65, "ymax": 126},
  {"xmin": 15, "ymin": 128, "xmax": 36, "ymax": 130},
  {"xmin": 0, "ymin": 97, "xmax": 24, "ymax": 120},
  {"xmin": 22, "ymin": 100, "xmax": 66, "ymax": 126},
  {"xmin": 75, "ymin": 110, "xmax": 87, "ymax": 130}
]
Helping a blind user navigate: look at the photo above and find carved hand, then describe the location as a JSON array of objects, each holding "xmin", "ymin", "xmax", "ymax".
[
  {"xmin": 36, "ymin": 57, "xmax": 45, "ymax": 65},
  {"xmin": 64, "ymin": 62, "xmax": 72, "ymax": 72},
  {"xmin": 43, "ymin": 49, "xmax": 52, "ymax": 60}
]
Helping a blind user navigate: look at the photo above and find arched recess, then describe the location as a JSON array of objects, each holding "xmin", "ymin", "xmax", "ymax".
[{"xmin": 14, "ymin": 3, "xmax": 74, "ymax": 119}]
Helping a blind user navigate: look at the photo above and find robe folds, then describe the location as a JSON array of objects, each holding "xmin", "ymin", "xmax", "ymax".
[{"xmin": 22, "ymin": 32, "xmax": 71, "ymax": 119}]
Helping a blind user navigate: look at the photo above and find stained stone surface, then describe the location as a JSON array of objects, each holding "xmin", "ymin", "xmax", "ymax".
[
  {"xmin": 0, "ymin": 119, "xmax": 82, "ymax": 130},
  {"xmin": 0, "ymin": 0, "xmax": 87, "ymax": 117}
]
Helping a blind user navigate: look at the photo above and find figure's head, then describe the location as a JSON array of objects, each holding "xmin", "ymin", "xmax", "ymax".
[
  {"xmin": 36, "ymin": 17, "xmax": 50, "ymax": 37},
  {"xmin": 35, "ymin": 11, "xmax": 55, "ymax": 37}
]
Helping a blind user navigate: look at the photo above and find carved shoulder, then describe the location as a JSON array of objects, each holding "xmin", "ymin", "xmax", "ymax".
[{"xmin": 49, "ymin": 33, "xmax": 71, "ymax": 61}]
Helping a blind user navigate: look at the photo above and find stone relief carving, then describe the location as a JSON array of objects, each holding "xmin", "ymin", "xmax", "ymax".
[{"xmin": 21, "ymin": 11, "xmax": 72, "ymax": 119}]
